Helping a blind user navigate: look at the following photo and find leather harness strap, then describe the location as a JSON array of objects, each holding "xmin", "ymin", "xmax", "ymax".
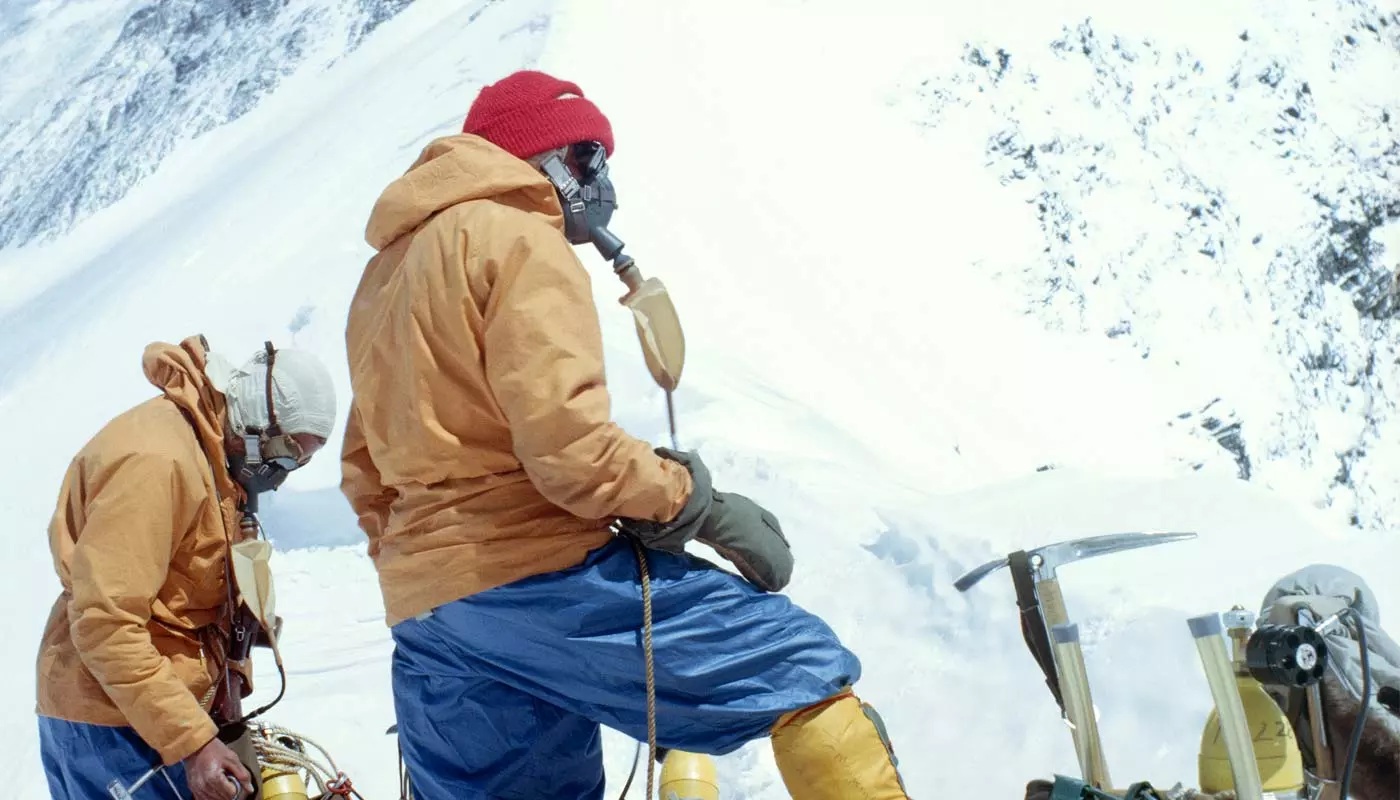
[{"xmin": 1009, "ymin": 550, "xmax": 1066, "ymax": 714}]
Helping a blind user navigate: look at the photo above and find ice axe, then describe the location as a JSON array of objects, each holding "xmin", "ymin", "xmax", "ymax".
[
  {"xmin": 592, "ymin": 225, "xmax": 685, "ymax": 449},
  {"xmin": 591, "ymin": 224, "xmax": 684, "ymax": 800},
  {"xmin": 954, "ymin": 530, "xmax": 1198, "ymax": 789}
]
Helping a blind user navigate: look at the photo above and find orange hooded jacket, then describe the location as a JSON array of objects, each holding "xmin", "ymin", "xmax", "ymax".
[
  {"xmin": 341, "ymin": 134, "xmax": 694, "ymax": 626},
  {"xmin": 35, "ymin": 335, "xmax": 246, "ymax": 765}
]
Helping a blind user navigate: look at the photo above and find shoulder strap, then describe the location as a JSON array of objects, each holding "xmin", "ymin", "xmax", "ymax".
[{"xmin": 1009, "ymin": 550, "xmax": 1066, "ymax": 714}]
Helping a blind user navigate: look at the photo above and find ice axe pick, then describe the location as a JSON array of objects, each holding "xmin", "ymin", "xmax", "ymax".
[{"xmin": 954, "ymin": 530, "xmax": 1198, "ymax": 625}]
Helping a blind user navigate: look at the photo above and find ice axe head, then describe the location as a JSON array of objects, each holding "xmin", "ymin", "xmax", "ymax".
[
  {"xmin": 621, "ymin": 274, "xmax": 684, "ymax": 391},
  {"xmin": 954, "ymin": 531, "xmax": 1198, "ymax": 592},
  {"xmin": 604, "ymin": 247, "xmax": 684, "ymax": 393},
  {"xmin": 231, "ymin": 539, "xmax": 276, "ymax": 634}
]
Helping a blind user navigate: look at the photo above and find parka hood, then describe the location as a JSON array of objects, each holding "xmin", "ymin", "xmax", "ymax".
[
  {"xmin": 1260, "ymin": 564, "xmax": 1400, "ymax": 800},
  {"xmin": 141, "ymin": 334, "xmax": 240, "ymax": 503},
  {"xmin": 364, "ymin": 134, "xmax": 565, "ymax": 251}
]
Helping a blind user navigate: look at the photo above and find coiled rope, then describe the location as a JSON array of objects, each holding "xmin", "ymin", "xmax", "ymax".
[{"xmin": 251, "ymin": 722, "xmax": 364, "ymax": 798}]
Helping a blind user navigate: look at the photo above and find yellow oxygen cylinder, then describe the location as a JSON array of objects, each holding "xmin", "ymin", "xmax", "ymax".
[
  {"xmin": 657, "ymin": 750, "xmax": 719, "ymax": 800},
  {"xmin": 261, "ymin": 767, "xmax": 310, "ymax": 800},
  {"xmin": 1198, "ymin": 609, "xmax": 1306, "ymax": 800},
  {"xmin": 1198, "ymin": 675, "xmax": 1306, "ymax": 798}
]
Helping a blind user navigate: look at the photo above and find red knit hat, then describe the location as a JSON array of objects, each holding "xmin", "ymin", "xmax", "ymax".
[{"xmin": 461, "ymin": 70, "xmax": 614, "ymax": 160}]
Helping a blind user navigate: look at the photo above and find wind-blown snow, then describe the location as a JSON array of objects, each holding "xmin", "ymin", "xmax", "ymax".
[{"xmin": 1, "ymin": 0, "xmax": 1396, "ymax": 798}]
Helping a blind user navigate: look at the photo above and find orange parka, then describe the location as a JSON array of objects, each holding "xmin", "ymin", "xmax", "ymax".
[
  {"xmin": 342, "ymin": 134, "xmax": 694, "ymax": 626},
  {"xmin": 35, "ymin": 336, "xmax": 246, "ymax": 765}
]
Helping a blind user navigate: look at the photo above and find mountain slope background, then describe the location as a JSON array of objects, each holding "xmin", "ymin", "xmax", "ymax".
[{"xmin": 0, "ymin": 0, "xmax": 1396, "ymax": 797}]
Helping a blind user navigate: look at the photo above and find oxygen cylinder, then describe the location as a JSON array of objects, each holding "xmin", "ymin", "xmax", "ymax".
[
  {"xmin": 657, "ymin": 750, "xmax": 718, "ymax": 800},
  {"xmin": 1197, "ymin": 609, "xmax": 1307, "ymax": 800},
  {"xmin": 260, "ymin": 767, "xmax": 309, "ymax": 800},
  {"xmin": 1197, "ymin": 674, "xmax": 1305, "ymax": 799}
]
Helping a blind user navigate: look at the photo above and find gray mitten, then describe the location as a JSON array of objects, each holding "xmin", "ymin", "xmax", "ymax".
[
  {"xmin": 695, "ymin": 490, "xmax": 793, "ymax": 592},
  {"xmin": 618, "ymin": 449, "xmax": 793, "ymax": 592},
  {"xmin": 616, "ymin": 448, "xmax": 714, "ymax": 553}
]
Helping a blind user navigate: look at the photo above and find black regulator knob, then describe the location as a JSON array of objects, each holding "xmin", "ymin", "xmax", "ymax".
[{"xmin": 1246, "ymin": 624, "xmax": 1328, "ymax": 687}]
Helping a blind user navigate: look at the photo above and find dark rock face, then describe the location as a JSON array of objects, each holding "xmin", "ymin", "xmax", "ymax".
[
  {"xmin": 0, "ymin": 0, "xmax": 420, "ymax": 250},
  {"xmin": 906, "ymin": 5, "xmax": 1400, "ymax": 530}
]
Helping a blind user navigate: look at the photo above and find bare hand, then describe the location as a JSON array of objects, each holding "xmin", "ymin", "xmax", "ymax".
[{"xmin": 182, "ymin": 737, "xmax": 252, "ymax": 800}]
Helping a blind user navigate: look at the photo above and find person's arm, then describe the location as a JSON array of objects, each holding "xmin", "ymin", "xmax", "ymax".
[
  {"xmin": 477, "ymin": 207, "xmax": 692, "ymax": 523},
  {"xmin": 340, "ymin": 401, "xmax": 395, "ymax": 558},
  {"xmin": 65, "ymin": 451, "xmax": 219, "ymax": 765}
]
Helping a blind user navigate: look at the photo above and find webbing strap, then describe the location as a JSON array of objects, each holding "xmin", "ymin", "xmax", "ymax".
[
  {"xmin": 1009, "ymin": 550, "xmax": 1066, "ymax": 714},
  {"xmin": 263, "ymin": 341, "xmax": 280, "ymax": 435}
]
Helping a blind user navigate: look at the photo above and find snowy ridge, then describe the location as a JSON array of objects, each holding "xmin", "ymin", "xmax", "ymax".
[
  {"xmin": 0, "ymin": 0, "xmax": 420, "ymax": 251},
  {"xmin": 895, "ymin": 1, "xmax": 1400, "ymax": 535}
]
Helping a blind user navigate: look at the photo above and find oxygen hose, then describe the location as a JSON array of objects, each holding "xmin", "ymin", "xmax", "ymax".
[
  {"xmin": 1334, "ymin": 604, "xmax": 1371, "ymax": 800},
  {"xmin": 1293, "ymin": 598, "xmax": 1374, "ymax": 800}
]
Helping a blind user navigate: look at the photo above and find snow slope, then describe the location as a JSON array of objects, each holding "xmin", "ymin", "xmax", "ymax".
[
  {"xmin": 1, "ymin": 0, "xmax": 1397, "ymax": 798},
  {"xmin": 888, "ymin": 0, "xmax": 1400, "ymax": 531},
  {"xmin": 0, "ymin": 0, "xmax": 419, "ymax": 254}
]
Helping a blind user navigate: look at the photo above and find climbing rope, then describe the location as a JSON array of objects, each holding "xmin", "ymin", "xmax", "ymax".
[
  {"xmin": 636, "ymin": 536, "xmax": 659, "ymax": 796},
  {"xmin": 617, "ymin": 535, "xmax": 659, "ymax": 800},
  {"xmin": 251, "ymin": 723, "xmax": 365, "ymax": 799},
  {"xmin": 618, "ymin": 391, "xmax": 674, "ymax": 799}
]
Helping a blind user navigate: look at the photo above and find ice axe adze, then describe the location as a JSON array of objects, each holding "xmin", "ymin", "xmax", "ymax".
[
  {"xmin": 593, "ymin": 226, "xmax": 685, "ymax": 450},
  {"xmin": 954, "ymin": 530, "xmax": 1198, "ymax": 789}
]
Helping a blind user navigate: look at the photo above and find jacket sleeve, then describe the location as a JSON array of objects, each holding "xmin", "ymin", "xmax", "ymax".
[
  {"xmin": 340, "ymin": 400, "xmax": 394, "ymax": 557},
  {"xmin": 65, "ymin": 451, "xmax": 218, "ymax": 766},
  {"xmin": 478, "ymin": 210, "xmax": 693, "ymax": 523}
]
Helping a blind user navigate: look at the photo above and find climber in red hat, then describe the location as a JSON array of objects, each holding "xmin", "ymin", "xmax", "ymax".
[{"xmin": 340, "ymin": 69, "xmax": 910, "ymax": 799}]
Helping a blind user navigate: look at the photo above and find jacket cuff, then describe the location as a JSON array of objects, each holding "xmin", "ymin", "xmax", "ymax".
[
  {"xmin": 625, "ymin": 448, "xmax": 714, "ymax": 551},
  {"xmin": 155, "ymin": 713, "xmax": 219, "ymax": 766}
]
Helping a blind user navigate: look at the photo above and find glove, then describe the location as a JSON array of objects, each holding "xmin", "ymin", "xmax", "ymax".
[
  {"xmin": 616, "ymin": 448, "xmax": 715, "ymax": 553},
  {"xmin": 618, "ymin": 448, "xmax": 793, "ymax": 592},
  {"xmin": 696, "ymin": 489, "xmax": 793, "ymax": 592}
]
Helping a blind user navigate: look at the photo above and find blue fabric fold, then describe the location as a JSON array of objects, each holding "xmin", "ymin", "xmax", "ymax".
[
  {"xmin": 39, "ymin": 715, "xmax": 189, "ymax": 799},
  {"xmin": 390, "ymin": 537, "xmax": 860, "ymax": 800}
]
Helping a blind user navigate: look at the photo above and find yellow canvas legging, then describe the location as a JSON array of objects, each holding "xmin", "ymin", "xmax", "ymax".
[{"xmin": 771, "ymin": 688, "xmax": 912, "ymax": 799}]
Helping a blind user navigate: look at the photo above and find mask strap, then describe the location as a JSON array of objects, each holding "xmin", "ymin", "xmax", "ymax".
[
  {"xmin": 539, "ymin": 145, "xmax": 617, "ymax": 249},
  {"xmin": 541, "ymin": 155, "xmax": 584, "ymax": 211},
  {"xmin": 262, "ymin": 341, "xmax": 280, "ymax": 437}
]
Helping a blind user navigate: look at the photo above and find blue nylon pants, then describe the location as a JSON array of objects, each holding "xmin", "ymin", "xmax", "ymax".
[
  {"xmin": 390, "ymin": 537, "xmax": 862, "ymax": 800},
  {"xmin": 38, "ymin": 714, "xmax": 190, "ymax": 799}
]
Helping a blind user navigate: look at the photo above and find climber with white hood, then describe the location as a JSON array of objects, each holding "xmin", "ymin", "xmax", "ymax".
[{"xmin": 34, "ymin": 334, "xmax": 337, "ymax": 800}]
